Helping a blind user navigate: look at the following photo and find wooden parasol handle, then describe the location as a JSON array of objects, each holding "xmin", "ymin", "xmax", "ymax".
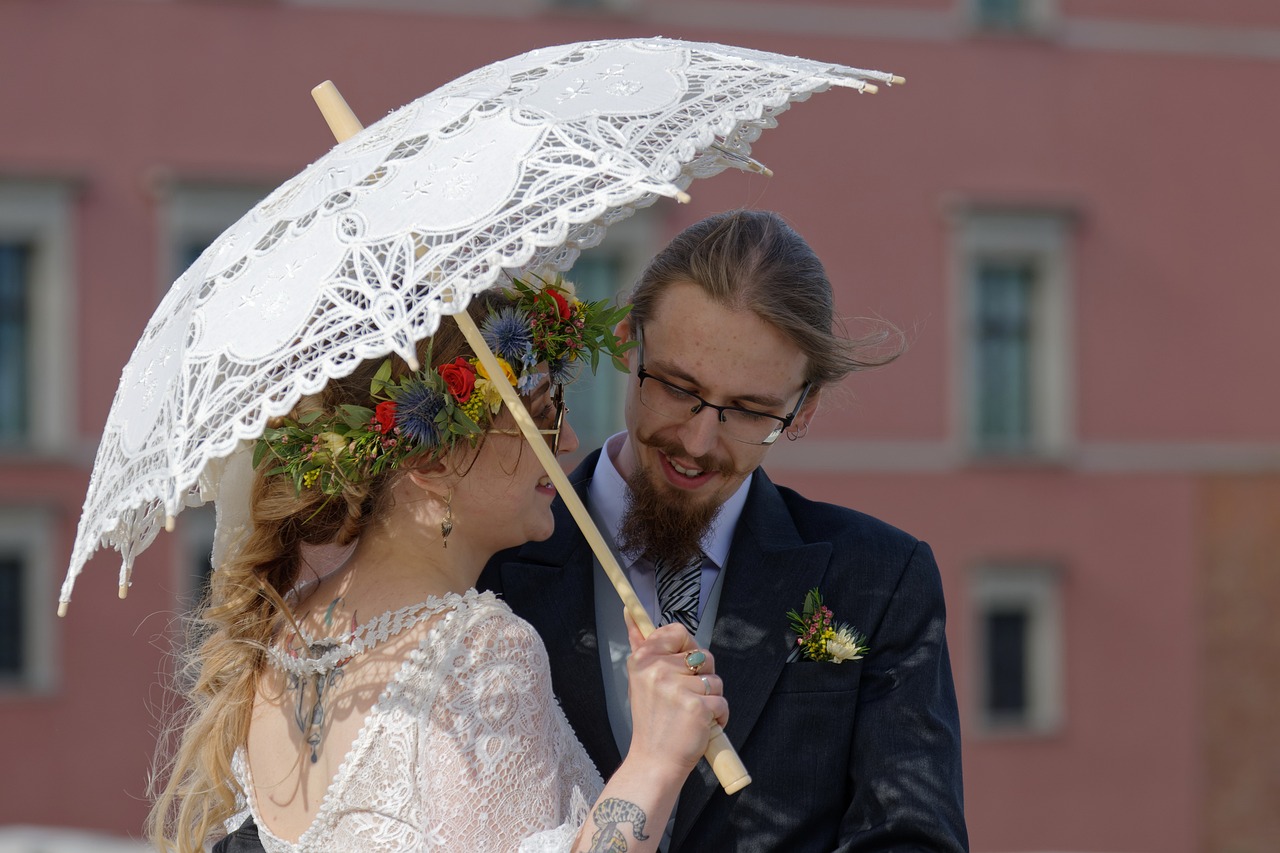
[{"xmin": 311, "ymin": 82, "xmax": 750, "ymax": 795}]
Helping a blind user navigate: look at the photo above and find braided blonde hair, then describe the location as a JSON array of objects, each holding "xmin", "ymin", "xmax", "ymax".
[{"xmin": 146, "ymin": 297, "xmax": 500, "ymax": 851}]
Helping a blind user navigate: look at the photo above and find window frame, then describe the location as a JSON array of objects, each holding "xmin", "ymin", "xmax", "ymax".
[
  {"xmin": 951, "ymin": 209, "xmax": 1075, "ymax": 462},
  {"xmin": 971, "ymin": 563, "xmax": 1064, "ymax": 735},
  {"xmin": 0, "ymin": 507, "xmax": 59, "ymax": 694},
  {"xmin": 0, "ymin": 180, "xmax": 76, "ymax": 455}
]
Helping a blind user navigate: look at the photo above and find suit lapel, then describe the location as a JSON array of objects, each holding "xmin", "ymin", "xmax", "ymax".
[
  {"xmin": 495, "ymin": 451, "xmax": 625, "ymax": 774},
  {"xmin": 671, "ymin": 470, "xmax": 833, "ymax": 847}
]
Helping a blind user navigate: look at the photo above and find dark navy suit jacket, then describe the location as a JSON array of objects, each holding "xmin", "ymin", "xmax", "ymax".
[{"xmin": 479, "ymin": 450, "xmax": 968, "ymax": 852}]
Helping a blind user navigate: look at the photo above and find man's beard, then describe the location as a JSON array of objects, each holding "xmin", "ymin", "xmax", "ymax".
[{"xmin": 616, "ymin": 436, "xmax": 735, "ymax": 567}]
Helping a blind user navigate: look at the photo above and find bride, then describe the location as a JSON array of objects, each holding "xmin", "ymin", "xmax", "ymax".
[{"xmin": 147, "ymin": 279, "xmax": 728, "ymax": 852}]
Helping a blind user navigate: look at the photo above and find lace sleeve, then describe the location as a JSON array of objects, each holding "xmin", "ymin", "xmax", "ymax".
[{"xmin": 414, "ymin": 604, "xmax": 603, "ymax": 852}]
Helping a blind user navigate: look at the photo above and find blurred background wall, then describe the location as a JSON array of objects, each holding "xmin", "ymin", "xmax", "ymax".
[{"xmin": 0, "ymin": 1, "xmax": 1277, "ymax": 851}]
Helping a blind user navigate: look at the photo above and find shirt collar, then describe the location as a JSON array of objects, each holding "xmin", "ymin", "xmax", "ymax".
[{"xmin": 587, "ymin": 431, "xmax": 751, "ymax": 569}]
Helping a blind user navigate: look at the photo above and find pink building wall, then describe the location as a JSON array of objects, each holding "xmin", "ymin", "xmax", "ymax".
[{"xmin": 2, "ymin": 1, "xmax": 1276, "ymax": 850}]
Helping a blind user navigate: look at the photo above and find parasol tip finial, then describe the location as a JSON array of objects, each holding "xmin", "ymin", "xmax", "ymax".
[
  {"xmin": 57, "ymin": 601, "xmax": 69, "ymax": 618},
  {"xmin": 312, "ymin": 80, "xmax": 364, "ymax": 143},
  {"xmin": 862, "ymin": 83, "xmax": 879, "ymax": 95},
  {"xmin": 890, "ymin": 74, "xmax": 906, "ymax": 85},
  {"xmin": 118, "ymin": 583, "xmax": 129, "ymax": 600},
  {"xmin": 676, "ymin": 190, "xmax": 692, "ymax": 204},
  {"xmin": 165, "ymin": 514, "xmax": 176, "ymax": 533}
]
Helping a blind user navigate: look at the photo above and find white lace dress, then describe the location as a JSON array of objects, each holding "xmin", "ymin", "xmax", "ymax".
[{"xmin": 229, "ymin": 589, "xmax": 604, "ymax": 852}]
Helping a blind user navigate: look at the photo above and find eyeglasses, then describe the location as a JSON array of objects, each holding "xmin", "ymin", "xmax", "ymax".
[
  {"xmin": 489, "ymin": 383, "xmax": 569, "ymax": 453},
  {"xmin": 635, "ymin": 339, "xmax": 810, "ymax": 446}
]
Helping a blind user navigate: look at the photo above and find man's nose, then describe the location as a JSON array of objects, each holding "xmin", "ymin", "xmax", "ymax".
[{"xmin": 674, "ymin": 404, "xmax": 720, "ymax": 458}]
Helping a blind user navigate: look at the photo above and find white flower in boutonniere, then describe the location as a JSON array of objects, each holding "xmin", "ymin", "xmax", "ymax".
[{"xmin": 786, "ymin": 587, "xmax": 869, "ymax": 663}]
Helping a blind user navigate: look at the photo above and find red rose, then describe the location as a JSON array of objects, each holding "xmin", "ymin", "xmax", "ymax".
[
  {"xmin": 438, "ymin": 357, "xmax": 477, "ymax": 403},
  {"xmin": 548, "ymin": 287, "xmax": 572, "ymax": 320},
  {"xmin": 374, "ymin": 400, "xmax": 397, "ymax": 433}
]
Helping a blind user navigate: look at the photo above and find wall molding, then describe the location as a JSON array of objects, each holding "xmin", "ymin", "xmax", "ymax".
[
  {"xmin": 286, "ymin": 2, "xmax": 1280, "ymax": 63},
  {"xmin": 770, "ymin": 439, "xmax": 1280, "ymax": 474}
]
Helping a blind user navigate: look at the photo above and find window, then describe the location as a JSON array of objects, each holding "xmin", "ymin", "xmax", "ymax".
[
  {"xmin": 0, "ymin": 180, "xmax": 75, "ymax": 454},
  {"xmin": 161, "ymin": 183, "xmax": 271, "ymax": 295},
  {"xmin": 0, "ymin": 553, "xmax": 24, "ymax": 676},
  {"xmin": 562, "ymin": 252, "xmax": 625, "ymax": 451},
  {"xmin": 974, "ymin": 258, "xmax": 1036, "ymax": 452},
  {"xmin": 161, "ymin": 183, "xmax": 270, "ymax": 602},
  {"xmin": 0, "ymin": 509, "xmax": 57, "ymax": 692},
  {"xmin": 179, "ymin": 505, "xmax": 216, "ymax": 609},
  {"xmin": 953, "ymin": 210, "xmax": 1073, "ymax": 460},
  {"xmin": 558, "ymin": 209, "xmax": 657, "ymax": 456},
  {"xmin": 969, "ymin": 0, "xmax": 1055, "ymax": 34},
  {"xmin": 0, "ymin": 243, "xmax": 31, "ymax": 440},
  {"xmin": 972, "ymin": 564, "xmax": 1062, "ymax": 733},
  {"xmin": 546, "ymin": 0, "xmax": 633, "ymax": 10}
]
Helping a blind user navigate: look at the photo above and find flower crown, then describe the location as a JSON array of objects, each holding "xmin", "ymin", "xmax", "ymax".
[{"xmin": 253, "ymin": 276, "xmax": 632, "ymax": 495}]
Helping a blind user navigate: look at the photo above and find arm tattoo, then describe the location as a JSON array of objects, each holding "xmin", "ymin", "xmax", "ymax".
[{"xmin": 586, "ymin": 798, "xmax": 649, "ymax": 852}]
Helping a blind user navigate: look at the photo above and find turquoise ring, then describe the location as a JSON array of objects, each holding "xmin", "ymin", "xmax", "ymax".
[{"xmin": 684, "ymin": 649, "xmax": 707, "ymax": 674}]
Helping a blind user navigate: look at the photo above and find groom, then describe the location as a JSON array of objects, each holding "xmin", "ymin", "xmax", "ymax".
[{"xmin": 482, "ymin": 210, "xmax": 968, "ymax": 852}]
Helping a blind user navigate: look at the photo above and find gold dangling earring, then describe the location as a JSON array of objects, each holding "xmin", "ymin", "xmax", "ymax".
[{"xmin": 440, "ymin": 491, "xmax": 454, "ymax": 549}]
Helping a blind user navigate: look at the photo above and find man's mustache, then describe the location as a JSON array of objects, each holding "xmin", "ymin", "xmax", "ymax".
[{"xmin": 639, "ymin": 433, "xmax": 737, "ymax": 478}]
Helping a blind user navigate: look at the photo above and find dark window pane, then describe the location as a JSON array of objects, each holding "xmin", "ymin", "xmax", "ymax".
[
  {"xmin": 976, "ymin": 0, "xmax": 1026, "ymax": 29},
  {"xmin": 0, "ymin": 242, "xmax": 32, "ymax": 441},
  {"xmin": 190, "ymin": 540, "xmax": 214, "ymax": 609},
  {"xmin": 985, "ymin": 607, "xmax": 1028, "ymax": 716},
  {"xmin": 0, "ymin": 554, "xmax": 25, "ymax": 676},
  {"xmin": 181, "ymin": 239, "xmax": 210, "ymax": 274},
  {"xmin": 562, "ymin": 254, "xmax": 624, "ymax": 451},
  {"xmin": 974, "ymin": 259, "xmax": 1035, "ymax": 452}
]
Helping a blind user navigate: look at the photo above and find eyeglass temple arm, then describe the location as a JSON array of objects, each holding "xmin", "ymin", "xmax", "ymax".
[{"xmin": 312, "ymin": 81, "xmax": 751, "ymax": 795}]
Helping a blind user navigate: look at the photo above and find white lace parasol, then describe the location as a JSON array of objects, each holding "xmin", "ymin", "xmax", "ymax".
[{"xmin": 61, "ymin": 36, "xmax": 899, "ymax": 611}]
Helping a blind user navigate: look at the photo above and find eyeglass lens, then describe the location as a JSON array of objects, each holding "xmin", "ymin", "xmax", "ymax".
[{"xmin": 637, "ymin": 373, "xmax": 786, "ymax": 445}]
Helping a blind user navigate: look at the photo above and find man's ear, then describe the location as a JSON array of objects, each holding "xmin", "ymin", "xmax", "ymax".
[
  {"xmin": 615, "ymin": 316, "xmax": 638, "ymax": 368},
  {"xmin": 795, "ymin": 386, "xmax": 821, "ymax": 430}
]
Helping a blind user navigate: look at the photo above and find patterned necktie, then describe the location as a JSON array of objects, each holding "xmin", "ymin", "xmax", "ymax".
[{"xmin": 655, "ymin": 554, "xmax": 703, "ymax": 634}]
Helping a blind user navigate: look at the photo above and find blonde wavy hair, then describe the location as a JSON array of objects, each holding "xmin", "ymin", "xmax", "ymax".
[{"xmin": 146, "ymin": 296, "xmax": 501, "ymax": 851}]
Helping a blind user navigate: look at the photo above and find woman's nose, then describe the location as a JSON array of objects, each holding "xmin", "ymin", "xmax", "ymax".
[{"xmin": 556, "ymin": 414, "xmax": 580, "ymax": 456}]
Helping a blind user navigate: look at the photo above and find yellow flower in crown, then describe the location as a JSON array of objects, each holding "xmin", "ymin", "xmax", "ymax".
[
  {"xmin": 318, "ymin": 431, "xmax": 348, "ymax": 458},
  {"xmin": 475, "ymin": 356, "xmax": 518, "ymax": 387},
  {"xmin": 463, "ymin": 376, "xmax": 505, "ymax": 419}
]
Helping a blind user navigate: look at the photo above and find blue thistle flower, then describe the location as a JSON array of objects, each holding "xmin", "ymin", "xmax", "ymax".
[
  {"xmin": 393, "ymin": 380, "xmax": 445, "ymax": 447},
  {"xmin": 548, "ymin": 356, "xmax": 580, "ymax": 385},
  {"xmin": 481, "ymin": 308, "xmax": 533, "ymax": 364}
]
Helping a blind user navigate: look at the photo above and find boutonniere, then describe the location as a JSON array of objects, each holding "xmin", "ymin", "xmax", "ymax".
[{"xmin": 787, "ymin": 588, "xmax": 868, "ymax": 663}]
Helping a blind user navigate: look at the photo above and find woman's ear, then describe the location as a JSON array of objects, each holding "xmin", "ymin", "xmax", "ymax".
[{"xmin": 404, "ymin": 455, "xmax": 452, "ymax": 496}]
